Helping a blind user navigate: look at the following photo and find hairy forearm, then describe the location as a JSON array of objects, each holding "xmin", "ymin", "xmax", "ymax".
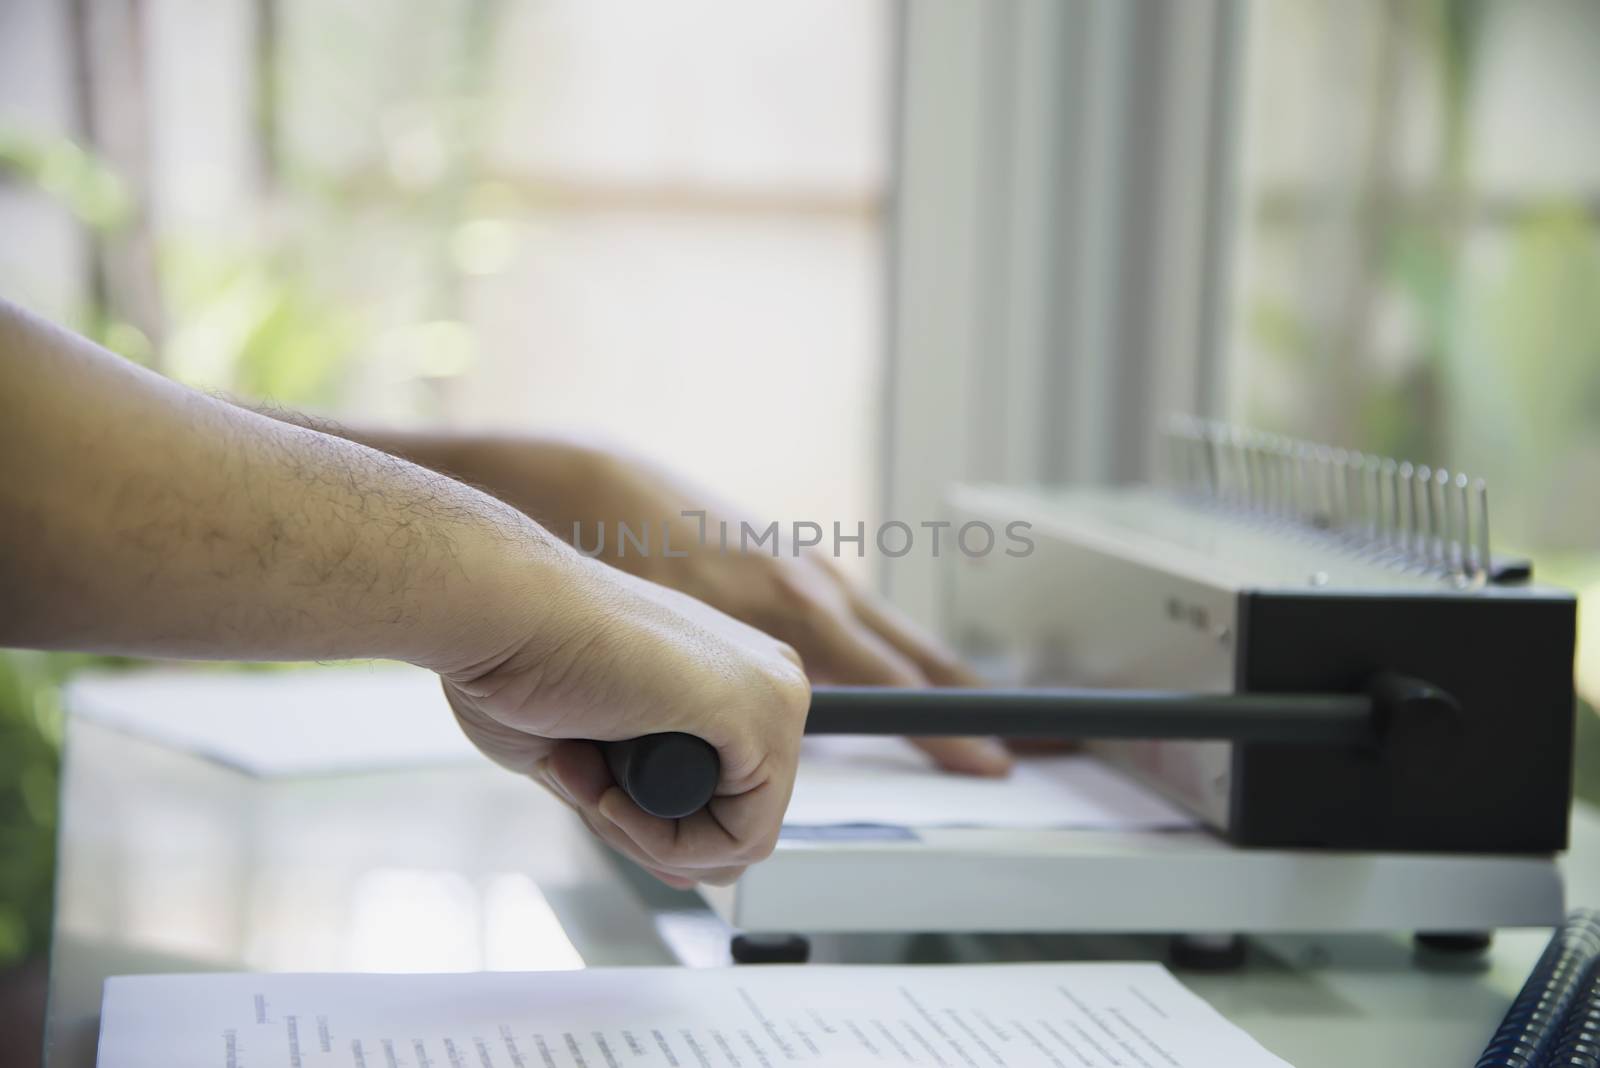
[
  {"xmin": 0, "ymin": 299, "xmax": 574, "ymax": 672},
  {"xmin": 248, "ymin": 410, "xmax": 607, "ymax": 546}
]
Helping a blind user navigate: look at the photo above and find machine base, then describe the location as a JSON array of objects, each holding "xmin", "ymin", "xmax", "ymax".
[{"xmin": 699, "ymin": 826, "xmax": 1563, "ymax": 935}]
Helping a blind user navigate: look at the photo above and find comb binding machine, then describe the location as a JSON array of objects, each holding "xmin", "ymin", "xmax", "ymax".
[{"xmin": 613, "ymin": 423, "xmax": 1579, "ymax": 940}]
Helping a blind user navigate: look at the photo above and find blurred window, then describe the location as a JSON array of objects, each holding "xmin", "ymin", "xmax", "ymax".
[
  {"xmin": 1, "ymin": 0, "xmax": 891, "ymax": 544},
  {"xmin": 1231, "ymin": 0, "xmax": 1600, "ymax": 692},
  {"xmin": 1231, "ymin": 1, "xmax": 1600, "ymax": 575}
]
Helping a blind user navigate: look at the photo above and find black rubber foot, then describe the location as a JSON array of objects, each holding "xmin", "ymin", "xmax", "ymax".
[
  {"xmin": 1414, "ymin": 931, "xmax": 1492, "ymax": 954},
  {"xmin": 731, "ymin": 933, "xmax": 811, "ymax": 964},
  {"xmin": 1169, "ymin": 934, "xmax": 1246, "ymax": 971}
]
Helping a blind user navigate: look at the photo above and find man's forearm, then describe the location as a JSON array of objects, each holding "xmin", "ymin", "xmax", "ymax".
[
  {"xmin": 0, "ymin": 298, "xmax": 574, "ymax": 673},
  {"xmin": 247, "ymin": 409, "xmax": 607, "ymax": 548}
]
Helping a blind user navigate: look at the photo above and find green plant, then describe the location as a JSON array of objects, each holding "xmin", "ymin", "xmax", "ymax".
[
  {"xmin": 0, "ymin": 652, "xmax": 138, "ymax": 966},
  {"xmin": 0, "ymin": 0, "xmax": 513, "ymax": 970}
]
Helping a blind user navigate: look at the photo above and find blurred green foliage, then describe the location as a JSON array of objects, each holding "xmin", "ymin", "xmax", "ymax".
[
  {"xmin": 0, "ymin": 127, "xmax": 156, "ymax": 369},
  {"xmin": 0, "ymin": 129, "xmax": 131, "ymax": 232},
  {"xmin": 0, "ymin": 655, "xmax": 61, "ymax": 965},
  {"xmin": 0, "ymin": 3, "xmax": 500, "ymax": 959},
  {"xmin": 0, "ymin": 133, "xmax": 142, "ymax": 970},
  {"xmin": 1480, "ymin": 206, "xmax": 1600, "ymax": 521},
  {"xmin": 1242, "ymin": 5, "xmax": 1600, "ymax": 545},
  {"xmin": 159, "ymin": 240, "xmax": 368, "ymax": 406},
  {"xmin": 0, "ymin": 128, "xmax": 379, "ymax": 969},
  {"xmin": 0, "ymin": 653, "xmax": 139, "ymax": 966}
]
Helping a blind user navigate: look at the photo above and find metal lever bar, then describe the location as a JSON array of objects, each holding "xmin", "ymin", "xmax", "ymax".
[
  {"xmin": 804, "ymin": 686, "xmax": 1375, "ymax": 745},
  {"xmin": 599, "ymin": 673, "xmax": 1454, "ymax": 820}
]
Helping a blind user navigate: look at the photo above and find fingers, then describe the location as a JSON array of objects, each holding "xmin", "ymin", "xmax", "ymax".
[
  {"xmin": 908, "ymin": 736, "xmax": 1014, "ymax": 777},
  {"xmin": 804, "ymin": 609, "xmax": 924, "ymax": 688},
  {"xmin": 821, "ymin": 585, "xmax": 1014, "ymax": 776},
  {"xmin": 598, "ymin": 778, "xmax": 786, "ymax": 876},
  {"xmin": 546, "ymin": 741, "xmax": 756, "ymax": 887},
  {"xmin": 572, "ymin": 807, "xmax": 701, "ymax": 890},
  {"xmin": 847, "ymin": 591, "xmax": 983, "ymax": 687},
  {"xmin": 445, "ymin": 681, "xmax": 552, "ymax": 776},
  {"xmin": 546, "ymin": 738, "xmax": 614, "ymax": 805},
  {"xmin": 841, "ymin": 597, "xmax": 1073, "ymax": 758}
]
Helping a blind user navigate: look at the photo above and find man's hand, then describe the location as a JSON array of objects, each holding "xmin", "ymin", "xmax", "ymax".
[
  {"xmin": 573, "ymin": 449, "xmax": 1013, "ymax": 776},
  {"xmin": 335, "ymin": 432, "xmax": 1015, "ymax": 778},
  {"xmin": 0, "ymin": 298, "xmax": 810, "ymax": 885},
  {"xmin": 442, "ymin": 558, "xmax": 809, "ymax": 888}
]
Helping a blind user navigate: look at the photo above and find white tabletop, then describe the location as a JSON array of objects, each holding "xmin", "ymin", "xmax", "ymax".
[{"xmin": 44, "ymin": 710, "xmax": 1600, "ymax": 1068}]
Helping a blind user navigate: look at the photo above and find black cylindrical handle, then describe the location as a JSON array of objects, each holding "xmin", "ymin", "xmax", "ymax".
[{"xmin": 602, "ymin": 733, "xmax": 720, "ymax": 819}]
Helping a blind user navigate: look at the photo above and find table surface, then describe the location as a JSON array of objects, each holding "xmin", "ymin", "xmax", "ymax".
[{"xmin": 45, "ymin": 714, "xmax": 1600, "ymax": 1068}]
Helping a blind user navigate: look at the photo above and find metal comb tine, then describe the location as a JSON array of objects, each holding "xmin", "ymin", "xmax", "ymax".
[
  {"xmin": 1396, "ymin": 461, "xmax": 1415, "ymax": 563},
  {"xmin": 1177, "ymin": 422, "xmax": 1194, "ymax": 495},
  {"xmin": 1263, "ymin": 433, "xmax": 1281, "ymax": 520},
  {"xmin": 1274, "ymin": 439, "xmax": 1291, "ymax": 521},
  {"xmin": 1232, "ymin": 428, "xmax": 1250, "ymax": 509},
  {"xmin": 1473, "ymin": 478, "xmax": 1491, "ymax": 579},
  {"xmin": 1302, "ymin": 445, "xmax": 1319, "ymax": 525},
  {"xmin": 1168, "ymin": 421, "xmax": 1185, "ymax": 492},
  {"xmin": 1343, "ymin": 451, "xmax": 1366, "ymax": 543},
  {"xmin": 1286, "ymin": 441, "xmax": 1299, "ymax": 524},
  {"xmin": 1231, "ymin": 431, "xmax": 1249, "ymax": 511},
  {"xmin": 1252, "ymin": 434, "xmax": 1271, "ymax": 519},
  {"xmin": 1308, "ymin": 443, "xmax": 1324, "ymax": 526},
  {"xmin": 1379, "ymin": 458, "xmax": 1399, "ymax": 552},
  {"xmin": 1327, "ymin": 447, "xmax": 1343, "ymax": 530},
  {"xmin": 1275, "ymin": 437, "xmax": 1295, "ymax": 522},
  {"xmin": 1196, "ymin": 429, "xmax": 1213, "ymax": 499},
  {"xmin": 1182, "ymin": 417, "xmax": 1200, "ymax": 493},
  {"xmin": 1412, "ymin": 465, "xmax": 1433, "ymax": 570},
  {"xmin": 1364, "ymin": 455, "xmax": 1383, "ymax": 548},
  {"xmin": 1164, "ymin": 423, "xmax": 1181, "ymax": 491},
  {"xmin": 1295, "ymin": 442, "xmax": 1316, "ymax": 526},
  {"xmin": 1209, "ymin": 422, "xmax": 1230, "ymax": 504},
  {"xmin": 1176, "ymin": 417, "xmax": 1201, "ymax": 496},
  {"xmin": 1217, "ymin": 424, "xmax": 1236, "ymax": 506},
  {"xmin": 1431, "ymin": 468, "xmax": 1451, "ymax": 570},
  {"xmin": 1258, "ymin": 432, "xmax": 1278, "ymax": 520},
  {"xmin": 1231, "ymin": 426, "xmax": 1251, "ymax": 512},
  {"xmin": 1328, "ymin": 447, "xmax": 1349, "ymax": 534},
  {"xmin": 1254, "ymin": 432, "xmax": 1273, "ymax": 517},
  {"xmin": 1203, "ymin": 423, "xmax": 1224, "ymax": 505},
  {"xmin": 1244, "ymin": 432, "xmax": 1265, "ymax": 516},
  {"xmin": 1205, "ymin": 424, "xmax": 1224, "ymax": 502},
  {"xmin": 1314, "ymin": 446, "xmax": 1335, "ymax": 529}
]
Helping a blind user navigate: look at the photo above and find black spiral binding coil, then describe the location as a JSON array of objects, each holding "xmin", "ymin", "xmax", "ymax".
[
  {"xmin": 1476, "ymin": 911, "xmax": 1600, "ymax": 1068},
  {"xmin": 1546, "ymin": 965, "xmax": 1600, "ymax": 1068}
]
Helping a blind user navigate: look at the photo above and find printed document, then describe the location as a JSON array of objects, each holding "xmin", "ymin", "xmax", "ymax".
[{"xmin": 97, "ymin": 963, "xmax": 1288, "ymax": 1068}]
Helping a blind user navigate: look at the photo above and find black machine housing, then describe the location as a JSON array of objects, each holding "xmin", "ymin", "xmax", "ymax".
[
  {"xmin": 1232, "ymin": 587, "xmax": 1574, "ymax": 853},
  {"xmin": 943, "ymin": 480, "xmax": 1577, "ymax": 857}
]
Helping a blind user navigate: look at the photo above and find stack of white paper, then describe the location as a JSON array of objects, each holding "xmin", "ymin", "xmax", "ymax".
[
  {"xmin": 98, "ymin": 963, "xmax": 1290, "ymax": 1067},
  {"xmin": 785, "ymin": 737, "xmax": 1197, "ymax": 830}
]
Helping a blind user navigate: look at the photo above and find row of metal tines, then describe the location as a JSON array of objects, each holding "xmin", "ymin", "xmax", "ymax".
[{"xmin": 1163, "ymin": 418, "xmax": 1494, "ymax": 583}]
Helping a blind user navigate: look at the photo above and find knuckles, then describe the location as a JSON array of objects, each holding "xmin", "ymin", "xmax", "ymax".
[
  {"xmin": 764, "ymin": 655, "xmax": 811, "ymax": 709},
  {"xmin": 743, "ymin": 829, "xmax": 781, "ymax": 863}
]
